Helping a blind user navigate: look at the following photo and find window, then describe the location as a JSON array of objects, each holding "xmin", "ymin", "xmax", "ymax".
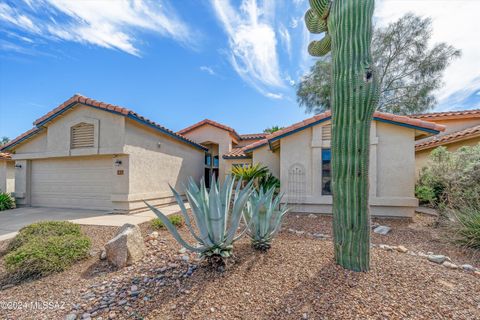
[
  {"xmin": 213, "ymin": 155, "xmax": 219, "ymax": 168},
  {"xmin": 322, "ymin": 148, "xmax": 332, "ymax": 195},
  {"xmin": 70, "ymin": 122, "xmax": 94, "ymax": 149},
  {"xmin": 205, "ymin": 153, "xmax": 212, "ymax": 166}
]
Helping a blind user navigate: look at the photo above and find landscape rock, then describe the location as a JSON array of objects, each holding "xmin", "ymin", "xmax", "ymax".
[
  {"xmin": 100, "ymin": 250, "xmax": 107, "ymax": 260},
  {"xmin": 373, "ymin": 225, "xmax": 391, "ymax": 235},
  {"xmin": 105, "ymin": 224, "xmax": 146, "ymax": 268},
  {"xmin": 461, "ymin": 264, "xmax": 475, "ymax": 271},
  {"xmin": 396, "ymin": 245, "xmax": 408, "ymax": 253},
  {"xmin": 443, "ymin": 261, "xmax": 458, "ymax": 269},
  {"xmin": 308, "ymin": 214, "xmax": 317, "ymax": 218},
  {"xmin": 65, "ymin": 314, "xmax": 77, "ymax": 320},
  {"xmin": 427, "ymin": 255, "xmax": 447, "ymax": 264}
]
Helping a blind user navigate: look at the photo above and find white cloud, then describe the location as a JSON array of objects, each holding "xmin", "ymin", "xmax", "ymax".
[
  {"xmin": 0, "ymin": 0, "xmax": 195, "ymax": 56},
  {"xmin": 200, "ymin": 66, "xmax": 216, "ymax": 76},
  {"xmin": 211, "ymin": 0, "xmax": 285, "ymax": 99},
  {"xmin": 265, "ymin": 92, "xmax": 283, "ymax": 99},
  {"xmin": 375, "ymin": 0, "xmax": 480, "ymax": 110},
  {"xmin": 278, "ymin": 24, "xmax": 292, "ymax": 59}
]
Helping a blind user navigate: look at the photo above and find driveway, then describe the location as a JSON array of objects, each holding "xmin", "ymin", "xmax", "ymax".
[{"xmin": 0, "ymin": 207, "xmax": 108, "ymax": 238}]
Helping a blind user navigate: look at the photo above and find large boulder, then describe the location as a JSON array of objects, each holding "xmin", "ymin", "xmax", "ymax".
[{"xmin": 105, "ymin": 223, "xmax": 145, "ymax": 268}]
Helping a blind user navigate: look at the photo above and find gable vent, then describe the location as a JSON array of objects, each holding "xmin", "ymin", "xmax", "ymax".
[
  {"xmin": 71, "ymin": 123, "xmax": 94, "ymax": 149},
  {"xmin": 322, "ymin": 124, "xmax": 331, "ymax": 141}
]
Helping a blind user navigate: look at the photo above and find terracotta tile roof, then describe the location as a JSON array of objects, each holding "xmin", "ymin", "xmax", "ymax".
[
  {"xmin": 239, "ymin": 133, "xmax": 267, "ymax": 140},
  {"xmin": 0, "ymin": 127, "xmax": 42, "ymax": 152},
  {"xmin": 0, "ymin": 152, "xmax": 12, "ymax": 160},
  {"xmin": 415, "ymin": 124, "xmax": 480, "ymax": 151},
  {"xmin": 244, "ymin": 110, "xmax": 446, "ymax": 153},
  {"xmin": 1, "ymin": 94, "xmax": 207, "ymax": 152},
  {"xmin": 178, "ymin": 119, "xmax": 241, "ymax": 140},
  {"xmin": 223, "ymin": 147, "xmax": 251, "ymax": 159},
  {"xmin": 410, "ymin": 109, "xmax": 480, "ymax": 121}
]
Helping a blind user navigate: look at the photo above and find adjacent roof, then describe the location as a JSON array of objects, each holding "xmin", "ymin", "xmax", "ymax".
[
  {"xmin": 0, "ymin": 152, "xmax": 12, "ymax": 160},
  {"xmin": 178, "ymin": 119, "xmax": 266, "ymax": 142},
  {"xmin": 1, "ymin": 94, "xmax": 207, "ymax": 152},
  {"xmin": 415, "ymin": 124, "xmax": 480, "ymax": 151},
  {"xmin": 411, "ymin": 109, "xmax": 480, "ymax": 121},
  {"xmin": 223, "ymin": 148, "xmax": 249, "ymax": 159},
  {"xmin": 243, "ymin": 110, "xmax": 446, "ymax": 153}
]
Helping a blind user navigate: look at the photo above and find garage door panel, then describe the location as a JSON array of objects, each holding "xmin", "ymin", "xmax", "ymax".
[{"xmin": 31, "ymin": 157, "xmax": 113, "ymax": 210}]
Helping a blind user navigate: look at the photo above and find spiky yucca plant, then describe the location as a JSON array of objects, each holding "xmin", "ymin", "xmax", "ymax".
[
  {"xmin": 146, "ymin": 175, "xmax": 253, "ymax": 269},
  {"xmin": 244, "ymin": 187, "xmax": 289, "ymax": 251}
]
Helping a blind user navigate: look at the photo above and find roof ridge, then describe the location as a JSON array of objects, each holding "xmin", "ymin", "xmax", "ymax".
[
  {"xmin": 415, "ymin": 124, "xmax": 480, "ymax": 151},
  {"xmin": 410, "ymin": 108, "xmax": 480, "ymax": 120}
]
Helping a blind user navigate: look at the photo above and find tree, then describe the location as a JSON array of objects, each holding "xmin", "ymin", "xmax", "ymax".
[
  {"xmin": 306, "ymin": 0, "xmax": 379, "ymax": 271},
  {"xmin": 0, "ymin": 137, "xmax": 9, "ymax": 146},
  {"xmin": 263, "ymin": 126, "xmax": 284, "ymax": 134},
  {"xmin": 298, "ymin": 13, "xmax": 461, "ymax": 115}
]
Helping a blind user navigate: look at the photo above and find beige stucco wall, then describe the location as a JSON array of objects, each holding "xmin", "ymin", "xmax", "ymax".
[
  {"xmin": 181, "ymin": 124, "xmax": 233, "ymax": 182},
  {"xmin": 264, "ymin": 121, "xmax": 418, "ymax": 217},
  {"xmin": 9, "ymin": 103, "xmax": 204, "ymax": 212},
  {"xmin": 0, "ymin": 160, "xmax": 15, "ymax": 194},
  {"xmin": 252, "ymin": 147, "xmax": 280, "ymax": 178},
  {"xmin": 416, "ymin": 136, "xmax": 480, "ymax": 174},
  {"xmin": 121, "ymin": 119, "xmax": 204, "ymax": 212}
]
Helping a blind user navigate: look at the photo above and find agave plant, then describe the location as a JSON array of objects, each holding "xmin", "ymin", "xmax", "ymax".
[
  {"xmin": 244, "ymin": 187, "xmax": 289, "ymax": 251},
  {"xmin": 231, "ymin": 163, "xmax": 268, "ymax": 186},
  {"xmin": 145, "ymin": 175, "xmax": 253, "ymax": 268}
]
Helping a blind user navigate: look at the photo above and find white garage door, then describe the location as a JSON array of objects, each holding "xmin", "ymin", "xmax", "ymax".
[{"xmin": 31, "ymin": 157, "xmax": 113, "ymax": 210}]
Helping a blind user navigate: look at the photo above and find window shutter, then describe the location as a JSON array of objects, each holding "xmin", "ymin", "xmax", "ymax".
[
  {"xmin": 322, "ymin": 124, "xmax": 331, "ymax": 141},
  {"xmin": 71, "ymin": 123, "xmax": 94, "ymax": 149}
]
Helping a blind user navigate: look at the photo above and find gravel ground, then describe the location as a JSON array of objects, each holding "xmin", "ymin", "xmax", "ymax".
[{"xmin": 0, "ymin": 213, "xmax": 478, "ymax": 320}]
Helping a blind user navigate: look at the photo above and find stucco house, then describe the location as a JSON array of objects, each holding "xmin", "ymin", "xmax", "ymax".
[
  {"xmin": 0, "ymin": 95, "xmax": 206, "ymax": 213},
  {"xmin": 1, "ymin": 94, "xmax": 445, "ymax": 217},
  {"xmin": 412, "ymin": 109, "xmax": 480, "ymax": 172}
]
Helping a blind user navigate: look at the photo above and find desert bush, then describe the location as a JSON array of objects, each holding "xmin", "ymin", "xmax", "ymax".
[
  {"xmin": 451, "ymin": 204, "xmax": 480, "ymax": 250},
  {"xmin": 0, "ymin": 192, "xmax": 15, "ymax": 211},
  {"xmin": 417, "ymin": 145, "xmax": 480, "ymax": 213},
  {"xmin": 151, "ymin": 214, "xmax": 184, "ymax": 230},
  {"xmin": 4, "ymin": 234, "xmax": 91, "ymax": 278},
  {"xmin": 146, "ymin": 175, "xmax": 253, "ymax": 270},
  {"xmin": 415, "ymin": 185, "xmax": 436, "ymax": 206},
  {"xmin": 244, "ymin": 187, "xmax": 289, "ymax": 251},
  {"xmin": 7, "ymin": 221, "xmax": 82, "ymax": 252}
]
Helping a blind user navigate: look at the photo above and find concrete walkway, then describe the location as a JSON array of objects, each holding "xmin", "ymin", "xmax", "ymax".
[{"xmin": 0, "ymin": 203, "xmax": 188, "ymax": 242}]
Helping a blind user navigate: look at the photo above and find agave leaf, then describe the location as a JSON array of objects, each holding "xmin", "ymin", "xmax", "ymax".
[
  {"xmin": 168, "ymin": 185, "xmax": 204, "ymax": 244},
  {"xmin": 226, "ymin": 180, "xmax": 254, "ymax": 243},
  {"xmin": 145, "ymin": 202, "xmax": 204, "ymax": 253},
  {"xmin": 185, "ymin": 188, "xmax": 214, "ymax": 247},
  {"xmin": 209, "ymin": 175, "xmax": 224, "ymax": 243}
]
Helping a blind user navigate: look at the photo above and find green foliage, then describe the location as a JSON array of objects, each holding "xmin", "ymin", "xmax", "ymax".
[
  {"xmin": 258, "ymin": 173, "xmax": 280, "ymax": 192},
  {"xmin": 452, "ymin": 205, "xmax": 480, "ymax": 250},
  {"xmin": 4, "ymin": 235, "xmax": 91, "ymax": 278},
  {"xmin": 231, "ymin": 163, "xmax": 268, "ymax": 182},
  {"xmin": 151, "ymin": 214, "xmax": 184, "ymax": 230},
  {"xmin": 146, "ymin": 175, "xmax": 253, "ymax": 268},
  {"xmin": 244, "ymin": 187, "xmax": 289, "ymax": 251},
  {"xmin": 0, "ymin": 136, "xmax": 9, "ymax": 145},
  {"xmin": 0, "ymin": 192, "xmax": 15, "ymax": 211},
  {"xmin": 297, "ymin": 13, "xmax": 460, "ymax": 115},
  {"xmin": 417, "ymin": 146, "xmax": 480, "ymax": 212},
  {"xmin": 263, "ymin": 126, "xmax": 284, "ymax": 134},
  {"xmin": 7, "ymin": 221, "xmax": 82, "ymax": 252},
  {"xmin": 4, "ymin": 221, "xmax": 91, "ymax": 278},
  {"xmin": 415, "ymin": 185, "xmax": 436, "ymax": 205}
]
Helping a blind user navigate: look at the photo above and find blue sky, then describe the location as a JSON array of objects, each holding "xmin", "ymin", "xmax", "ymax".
[{"xmin": 1, "ymin": 0, "xmax": 479, "ymax": 140}]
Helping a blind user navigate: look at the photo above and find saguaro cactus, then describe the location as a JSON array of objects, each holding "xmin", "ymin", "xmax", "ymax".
[{"xmin": 305, "ymin": 0, "xmax": 379, "ymax": 271}]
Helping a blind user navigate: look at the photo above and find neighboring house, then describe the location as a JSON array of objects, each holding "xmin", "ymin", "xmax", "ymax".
[
  {"xmin": 0, "ymin": 152, "xmax": 14, "ymax": 194},
  {"xmin": 0, "ymin": 95, "xmax": 206, "ymax": 213},
  {"xmin": 412, "ymin": 109, "xmax": 480, "ymax": 172},
  {"xmin": 238, "ymin": 111, "xmax": 444, "ymax": 217},
  {"xmin": 178, "ymin": 119, "xmax": 266, "ymax": 186}
]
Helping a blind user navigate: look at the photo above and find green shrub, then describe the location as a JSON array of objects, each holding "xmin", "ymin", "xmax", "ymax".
[
  {"xmin": 452, "ymin": 205, "xmax": 480, "ymax": 249},
  {"xmin": 4, "ymin": 234, "xmax": 91, "ymax": 278},
  {"xmin": 0, "ymin": 192, "xmax": 15, "ymax": 211},
  {"xmin": 415, "ymin": 185, "xmax": 436, "ymax": 205},
  {"xmin": 151, "ymin": 214, "xmax": 184, "ymax": 230},
  {"xmin": 7, "ymin": 221, "xmax": 82, "ymax": 252}
]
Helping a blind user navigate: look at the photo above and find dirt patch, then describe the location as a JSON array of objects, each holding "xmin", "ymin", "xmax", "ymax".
[{"xmin": 0, "ymin": 214, "xmax": 478, "ymax": 320}]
